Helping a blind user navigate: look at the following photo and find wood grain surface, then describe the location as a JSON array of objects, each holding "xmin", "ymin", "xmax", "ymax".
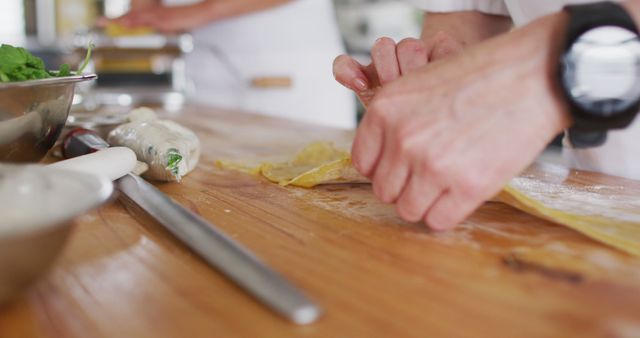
[{"xmin": 2, "ymin": 105, "xmax": 640, "ymax": 338}]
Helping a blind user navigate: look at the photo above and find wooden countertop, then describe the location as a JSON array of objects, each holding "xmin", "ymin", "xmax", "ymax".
[{"xmin": 2, "ymin": 105, "xmax": 640, "ymax": 338}]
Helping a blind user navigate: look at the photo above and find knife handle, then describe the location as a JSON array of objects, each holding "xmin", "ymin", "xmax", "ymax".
[
  {"xmin": 56, "ymin": 128, "xmax": 137, "ymax": 181},
  {"xmin": 49, "ymin": 147, "xmax": 137, "ymax": 181},
  {"xmin": 62, "ymin": 128, "xmax": 109, "ymax": 159}
]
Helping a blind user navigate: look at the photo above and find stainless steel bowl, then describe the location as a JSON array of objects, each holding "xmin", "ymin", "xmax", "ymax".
[{"xmin": 0, "ymin": 74, "xmax": 97, "ymax": 162}]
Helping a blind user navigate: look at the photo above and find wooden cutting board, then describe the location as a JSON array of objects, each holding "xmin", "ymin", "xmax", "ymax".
[{"xmin": 2, "ymin": 105, "xmax": 640, "ymax": 338}]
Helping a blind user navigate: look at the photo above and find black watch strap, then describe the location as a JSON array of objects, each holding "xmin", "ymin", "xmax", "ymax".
[
  {"xmin": 565, "ymin": 2, "xmax": 639, "ymax": 47},
  {"xmin": 564, "ymin": 2, "xmax": 640, "ymax": 148},
  {"xmin": 568, "ymin": 130, "xmax": 608, "ymax": 148}
]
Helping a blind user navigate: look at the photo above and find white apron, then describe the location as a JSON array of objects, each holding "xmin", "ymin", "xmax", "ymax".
[
  {"xmin": 409, "ymin": 0, "xmax": 640, "ymax": 180},
  {"xmin": 167, "ymin": 0, "xmax": 356, "ymax": 129}
]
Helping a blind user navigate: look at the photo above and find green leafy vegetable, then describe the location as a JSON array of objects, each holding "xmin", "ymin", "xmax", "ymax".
[
  {"xmin": 77, "ymin": 43, "xmax": 94, "ymax": 74},
  {"xmin": 0, "ymin": 43, "xmax": 93, "ymax": 83},
  {"xmin": 58, "ymin": 63, "xmax": 71, "ymax": 77},
  {"xmin": 0, "ymin": 44, "xmax": 50, "ymax": 82},
  {"xmin": 166, "ymin": 149, "xmax": 183, "ymax": 177}
]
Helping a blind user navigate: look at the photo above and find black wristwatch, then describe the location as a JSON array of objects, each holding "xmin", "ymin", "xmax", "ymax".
[{"xmin": 559, "ymin": 1, "xmax": 640, "ymax": 148}]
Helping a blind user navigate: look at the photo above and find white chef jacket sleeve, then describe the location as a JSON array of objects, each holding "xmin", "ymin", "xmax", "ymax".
[{"xmin": 405, "ymin": 0, "xmax": 510, "ymax": 16}]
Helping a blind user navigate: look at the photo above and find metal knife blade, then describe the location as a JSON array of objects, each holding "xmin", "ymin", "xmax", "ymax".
[
  {"xmin": 60, "ymin": 128, "xmax": 321, "ymax": 324},
  {"xmin": 116, "ymin": 173, "xmax": 321, "ymax": 324}
]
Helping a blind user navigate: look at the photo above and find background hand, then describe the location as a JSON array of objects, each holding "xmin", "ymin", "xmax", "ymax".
[{"xmin": 104, "ymin": 2, "xmax": 215, "ymax": 34}]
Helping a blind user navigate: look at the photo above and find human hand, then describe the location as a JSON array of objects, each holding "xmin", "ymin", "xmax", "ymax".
[
  {"xmin": 333, "ymin": 12, "xmax": 512, "ymax": 107},
  {"xmin": 351, "ymin": 13, "xmax": 572, "ymax": 230},
  {"xmin": 333, "ymin": 33, "xmax": 463, "ymax": 107},
  {"xmin": 105, "ymin": 3, "xmax": 214, "ymax": 34}
]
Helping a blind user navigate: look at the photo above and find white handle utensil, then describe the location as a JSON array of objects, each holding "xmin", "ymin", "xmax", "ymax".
[{"xmin": 47, "ymin": 146, "xmax": 137, "ymax": 181}]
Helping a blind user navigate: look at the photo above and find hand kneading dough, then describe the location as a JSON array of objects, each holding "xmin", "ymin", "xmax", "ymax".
[{"xmin": 218, "ymin": 142, "xmax": 640, "ymax": 256}]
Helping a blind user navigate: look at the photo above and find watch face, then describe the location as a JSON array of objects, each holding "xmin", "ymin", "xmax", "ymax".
[{"xmin": 561, "ymin": 26, "xmax": 640, "ymax": 116}]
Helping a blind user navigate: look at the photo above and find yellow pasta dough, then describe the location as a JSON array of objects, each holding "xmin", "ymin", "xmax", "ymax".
[
  {"xmin": 218, "ymin": 142, "xmax": 640, "ymax": 256},
  {"xmin": 498, "ymin": 177, "xmax": 640, "ymax": 257},
  {"xmin": 216, "ymin": 142, "xmax": 366, "ymax": 187}
]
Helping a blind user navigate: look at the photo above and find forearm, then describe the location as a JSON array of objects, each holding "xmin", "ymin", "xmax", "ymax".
[
  {"xmin": 421, "ymin": 11, "xmax": 513, "ymax": 47},
  {"xmin": 202, "ymin": 0, "xmax": 292, "ymax": 23}
]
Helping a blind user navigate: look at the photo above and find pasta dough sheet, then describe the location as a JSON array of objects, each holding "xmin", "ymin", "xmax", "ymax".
[
  {"xmin": 498, "ymin": 177, "xmax": 640, "ymax": 257},
  {"xmin": 218, "ymin": 142, "xmax": 640, "ymax": 256},
  {"xmin": 216, "ymin": 142, "xmax": 366, "ymax": 188}
]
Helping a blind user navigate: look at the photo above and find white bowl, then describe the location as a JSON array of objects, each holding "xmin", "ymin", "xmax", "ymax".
[{"xmin": 0, "ymin": 164, "xmax": 112, "ymax": 304}]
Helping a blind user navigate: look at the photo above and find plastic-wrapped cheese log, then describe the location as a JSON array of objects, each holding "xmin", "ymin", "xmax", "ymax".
[{"xmin": 107, "ymin": 108, "xmax": 200, "ymax": 182}]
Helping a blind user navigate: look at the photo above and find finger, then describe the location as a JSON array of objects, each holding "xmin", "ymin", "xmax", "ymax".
[
  {"xmin": 95, "ymin": 17, "xmax": 110, "ymax": 28},
  {"xmin": 395, "ymin": 170, "xmax": 445, "ymax": 223},
  {"xmin": 332, "ymin": 55, "xmax": 370, "ymax": 92},
  {"xmin": 156, "ymin": 24, "xmax": 177, "ymax": 34},
  {"xmin": 426, "ymin": 164, "xmax": 510, "ymax": 230},
  {"xmin": 120, "ymin": 14, "xmax": 146, "ymax": 28},
  {"xmin": 371, "ymin": 131, "xmax": 410, "ymax": 203},
  {"xmin": 351, "ymin": 108, "xmax": 385, "ymax": 177},
  {"xmin": 109, "ymin": 14, "xmax": 132, "ymax": 27},
  {"xmin": 124, "ymin": 10, "xmax": 158, "ymax": 28},
  {"xmin": 373, "ymin": 160, "xmax": 410, "ymax": 204},
  {"xmin": 362, "ymin": 63, "xmax": 381, "ymax": 88},
  {"xmin": 155, "ymin": 18, "xmax": 184, "ymax": 34},
  {"xmin": 371, "ymin": 37, "xmax": 400, "ymax": 85},
  {"xmin": 396, "ymin": 38, "xmax": 428, "ymax": 74},
  {"xmin": 428, "ymin": 33, "xmax": 464, "ymax": 62},
  {"xmin": 424, "ymin": 188, "xmax": 482, "ymax": 231}
]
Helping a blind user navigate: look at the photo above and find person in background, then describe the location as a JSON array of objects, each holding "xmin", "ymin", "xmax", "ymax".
[
  {"xmin": 333, "ymin": 1, "xmax": 640, "ymax": 229},
  {"xmin": 107, "ymin": 0, "xmax": 356, "ymax": 129}
]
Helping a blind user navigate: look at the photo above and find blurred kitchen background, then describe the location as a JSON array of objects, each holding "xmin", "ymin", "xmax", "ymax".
[{"xmin": 0, "ymin": 0, "xmax": 421, "ymax": 120}]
